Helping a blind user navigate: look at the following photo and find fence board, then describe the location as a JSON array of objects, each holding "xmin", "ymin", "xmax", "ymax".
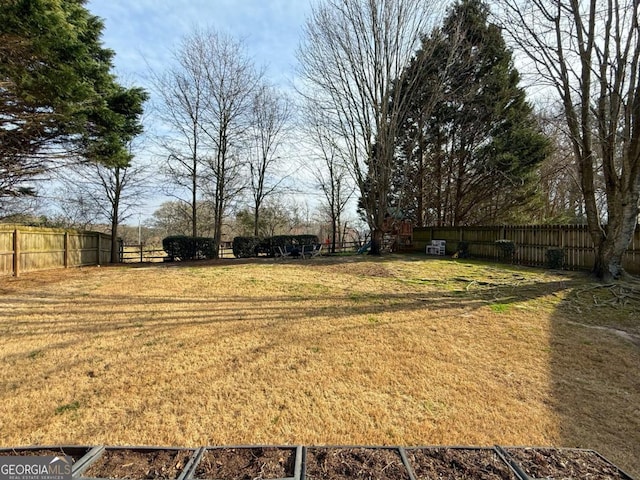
[
  {"xmin": 0, "ymin": 226, "xmax": 112, "ymax": 276},
  {"xmin": 414, "ymin": 224, "xmax": 640, "ymax": 274}
]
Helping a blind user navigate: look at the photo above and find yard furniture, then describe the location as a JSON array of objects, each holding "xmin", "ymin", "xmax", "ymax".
[
  {"xmin": 301, "ymin": 243, "xmax": 322, "ymax": 259},
  {"xmin": 426, "ymin": 239, "xmax": 446, "ymax": 256}
]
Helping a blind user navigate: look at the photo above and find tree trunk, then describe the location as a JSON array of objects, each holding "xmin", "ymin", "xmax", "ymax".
[
  {"xmin": 253, "ymin": 206, "xmax": 260, "ymax": 237},
  {"xmin": 331, "ymin": 216, "xmax": 337, "ymax": 254},
  {"xmin": 192, "ymin": 167, "xmax": 198, "ymax": 238},
  {"xmin": 110, "ymin": 171, "xmax": 121, "ymax": 264},
  {"xmin": 592, "ymin": 199, "xmax": 639, "ymax": 281},
  {"xmin": 110, "ymin": 206, "xmax": 120, "ymax": 264},
  {"xmin": 369, "ymin": 228, "xmax": 383, "ymax": 256},
  {"xmin": 213, "ymin": 194, "xmax": 223, "ymax": 260}
]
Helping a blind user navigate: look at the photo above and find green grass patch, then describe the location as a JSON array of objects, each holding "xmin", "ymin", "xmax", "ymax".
[{"xmin": 55, "ymin": 401, "xmax": 80, "ymax": 415}]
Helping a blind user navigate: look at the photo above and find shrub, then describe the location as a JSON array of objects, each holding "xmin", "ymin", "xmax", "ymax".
[
  {"xmin": 297, "ymin": 234, "xmax": 319, "ymax": 246},
  {"xmin": 546, "ymin": 248, "xmax": 565, "ymax": 269},
  {"xmin": 232, "ymin": 235, "xmax": 321, "ymax": 258},
  {"xmin": 495, "ymin": 239, "xmax": 515, "ymax": 262},
  {"xmin": 232, "ymin": 236, "xmax": 262, "ymax": 258},
  {"xmin": 259, "ymin": 235, "xmax": 320, "ymax": 256},
  {"xmin": 163, "ymin": 236, "xmax": 217, "ymax": 261}
]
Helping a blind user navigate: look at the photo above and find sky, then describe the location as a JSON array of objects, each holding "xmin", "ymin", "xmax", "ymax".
[
  {"xmin": 87, "ymin": 0, "xmax": 314, "ymax": 87},
  {"xmin": 84, "ymin": 1, "xmax": 318, "ymax": 221}
]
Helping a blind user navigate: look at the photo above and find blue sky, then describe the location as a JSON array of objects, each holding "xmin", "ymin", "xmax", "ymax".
[
  {"xmin": 83, "ymin": 1, "xmax": 318, "ymax": 220},
  {"xmin": 88, "ymin": 0, "xmax": 314, "ymax": 87}
]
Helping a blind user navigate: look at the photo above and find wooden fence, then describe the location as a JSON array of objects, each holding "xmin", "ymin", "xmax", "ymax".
[
  {"xmin": 414, "ymin": 224, "xmax": 640, "ymax": 274},
  {"xmin": 0, "ymin": 226, "xmax": 112, "ymax": 276}
]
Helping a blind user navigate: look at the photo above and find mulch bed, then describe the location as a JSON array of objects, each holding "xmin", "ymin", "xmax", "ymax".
[
  {"xmin": 304, "ymin": 447, "xmax": 410, "ymax": 480},
  {"xmin": 505, "ymin": 447, "xmax": 632, "ymax": 480},
  {"xmin": 193, "ymin": 447, "xmax": 296, "ymax": 480},
  {"xmin": 83, "ymin": 449, "xmax": 192, "ymax": 479},
  {"xmin": 1, "ymin": 445, "xmax": 634, "ymax": 479},
  {"xmin": 406, "ymin": 448, "xmax": 516, "ymax": 480}
]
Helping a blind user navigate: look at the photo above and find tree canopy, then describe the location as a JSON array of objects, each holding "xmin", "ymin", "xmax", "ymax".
[
  {"xmin": 0, "ymin": 0, "xmax": 145, "ymax": 201},
  {"xmin": 393, "ymin": 0, "xmax": 549, "ymax": 226}
]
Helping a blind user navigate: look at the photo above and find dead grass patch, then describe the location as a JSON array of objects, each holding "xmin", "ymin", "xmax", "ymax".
[{"xmin": 0, "ymin": 255, "xmax": 638, "ymax": 476}]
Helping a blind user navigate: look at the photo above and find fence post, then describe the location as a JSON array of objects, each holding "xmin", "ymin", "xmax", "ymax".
[
  {"xmin": 64, "ymin": 232, "xmax": 70, "ymax": 268},
  {"xmin": 13, "ymin": 229, "xmax": 20, "ymax": 277},
  {"xmin": 140, "ymin": 243, "xmax": 144, "ymax": 263},
  {"xmin": 96, "ymin": 233, "xmax": 101, "ymax": 266}
]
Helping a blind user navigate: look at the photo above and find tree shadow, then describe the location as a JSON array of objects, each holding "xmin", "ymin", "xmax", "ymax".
[
  {"xmin": 2, "ymin": 256, "xmax": 638, "ymax": 476},
  {"xmin": 548, "ymin": 284, "xmax": 640, "ymax": 477}
]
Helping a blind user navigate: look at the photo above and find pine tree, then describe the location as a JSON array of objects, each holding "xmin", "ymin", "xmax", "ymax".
[
  {"xmin": 394, "ymin": 0, "xmax": 549, "ymax": 226},
  {"xmin": 0, "ymin": 0, "xmax": 146, "ymax": 202}
]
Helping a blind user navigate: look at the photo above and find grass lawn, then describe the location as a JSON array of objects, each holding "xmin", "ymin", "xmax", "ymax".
[{"xmin": 0, "ymin": 255, "xmax": 638, "ymax": 476}]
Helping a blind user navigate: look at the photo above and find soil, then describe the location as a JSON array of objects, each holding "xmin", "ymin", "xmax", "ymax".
[
  {"xmin": 193, "ymin": 447, "xmax": 296, "ymax": 480},
  {"xmin": 505, "ymin": 448, "xmax": 632, "ymax": 480},
  {"xmin": 304, "ymin": 447, "xmax": 410, "ymax": 480},
  {"xmin": 0, "ymin": 447, "xmax": 89, "ymax": 463},
  {"xmin": 83, "ymin": 449, "xmax": 193, "ymax": 479},
  {"xmin": 406, "ymin": 448, "xmax": 517, "ymax": 480}
]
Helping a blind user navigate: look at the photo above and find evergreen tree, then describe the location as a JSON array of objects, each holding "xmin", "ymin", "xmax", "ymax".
[
  {"xmin": 394, "ymin": 0, "xmax": 549, "ymax": 226},
  {"xmin": 0, "ymin": 0, "xmax": 145, "ymax": 202}
]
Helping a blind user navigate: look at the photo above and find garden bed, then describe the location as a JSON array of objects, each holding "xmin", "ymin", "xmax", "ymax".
[
  {"xmin": 76, "ymin": 447, "xmax": 196, "ymax": 480},
  {"xmin": 189, "ymin": 446, "xmax": 300, "ymax": 480},
  {"xmin": 405, "ymin": 447, "xmax": 516, "ymax": 480},
  {"xmin": 0, "ymin": 445, "xmax": 634, "ymax": 479},
  {"xmin": 502, "ymin": 447, "xmax": 634, "ymax": 480},
  {"xmin": 303, "ymin": 447, "xmax": 410, "ymax": 480}
]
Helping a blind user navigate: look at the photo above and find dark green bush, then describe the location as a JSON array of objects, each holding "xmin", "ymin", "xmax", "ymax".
[
  {"xmin": 163, "ymin": 236, "xmax": 217, "ymax": 261},
  {"xmin": 232, "ymin": 236, "xmax": 262, "ymax": 258},
  {"xmin": 546, "ymin": 248, "xmax": 565, "ymax": 269},
  {"xmin": 235, "ymin": 234, "xmax": 320, "ymax": 257},
  {"xmin": 259, "ymin": 235, "xmax": 320, "ymax": 256},
  {"xmin": 495, "ymin": 239, "xmax": 515, "ymax": 262},
  {"xmin": 297, "ymin": 234, "xmax": 319, "ymax": 246}
]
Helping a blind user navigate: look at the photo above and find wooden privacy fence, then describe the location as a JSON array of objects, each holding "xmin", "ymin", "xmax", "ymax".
[
  {"xmin": 0, "ymin": 226, "xmax": 112, "ymax": 276},
  {"xmin": 414, "ymin": 224, "xmax": 640, "ymax": 274}
]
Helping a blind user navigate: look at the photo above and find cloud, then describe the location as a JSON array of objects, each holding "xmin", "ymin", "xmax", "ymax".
[{"xmin": 88, "ymin": 0, "xmax": 313, "ymax": 86}]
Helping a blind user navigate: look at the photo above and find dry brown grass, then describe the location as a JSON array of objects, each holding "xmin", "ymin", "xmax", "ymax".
[{"xmin": 0, "ymin": 255, "xmax": 638, "ymax": 476}]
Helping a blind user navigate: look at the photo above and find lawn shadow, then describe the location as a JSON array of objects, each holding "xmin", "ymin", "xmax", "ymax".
[
  {"xmin": 548, "ymin": 281, "xmax": 640, "ymax": 477},
  {"xmin": 2, "ymin": 255, "xmax": 639, "ymax": 476}
]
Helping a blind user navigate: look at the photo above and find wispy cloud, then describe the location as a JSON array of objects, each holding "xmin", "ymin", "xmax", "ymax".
[{"xmin": 88, "ymin": 0, "xmax": 313, "ymax": 86}]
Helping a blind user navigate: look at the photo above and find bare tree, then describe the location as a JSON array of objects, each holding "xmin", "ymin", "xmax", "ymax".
[
  {"xmin": 304, "ymin": 111, "xmax": 355, "ymax": 253},
  {"xmin": 535, "ymin": 108, "xmax": 586, "ymax": 223},
  {"xmin": 196, "ymin": 30, "xmax": 262, "ymax": 256},
  {"xmin": 152, "ymin": 35, "xmax": 208, "ymax": 238},
  {"xmin": 247, "ymin": 84, "xmax": 292, "ymax": 236},
  {"xmin": 298, "ymin": 0, "xmax": 442, "ymax": 254},
  {"xmin": 498, "ymin": 0, "xmax": 640, "ymax": 280},
  {"xmin": 56, "ymin": 153, "xmax": 149, "ymax": 263},
  {"xmin": 150, "ymin": 200, "xmax": 216, "ymax": 238}
]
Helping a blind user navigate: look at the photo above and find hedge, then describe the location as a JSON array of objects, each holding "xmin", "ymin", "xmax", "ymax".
[
  {"xmin": 232, "ymin": 236, "xmax": 262, "ymax": 258},
  {"xmin": 233, "ymin": 234, "xmax": 320, "ymax": 258},
  {"xmin": 162, "ymin": 236, "xmax": 217, "ymax": 261}
]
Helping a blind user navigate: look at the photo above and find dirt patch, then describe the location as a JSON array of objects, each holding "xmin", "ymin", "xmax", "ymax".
[
  {"xmin": 193, "ymin": 447, "xmax": 296, "ymax": 480},
  {"xmin": 83, "ymin": 449, "xmax": 192, "ymax": 479},
  {"xmin": 505, "ymin": 447, "xmax": 632, "ymax": 479},
  {"xmin": 315, "ymin": 258, "xmax": 395, "ymax": 278},
  {"xmin": 304, "ymin": 447, "xmax": 410, "ymax": 480},
  {"xmin": 406, "ymin": 448, "xmax": 516, "ymax": 480}
]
